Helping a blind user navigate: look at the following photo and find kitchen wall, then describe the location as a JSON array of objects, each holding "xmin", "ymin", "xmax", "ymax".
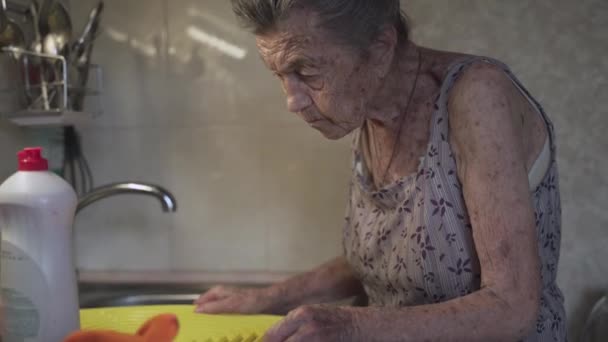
[
  {"xmin": 67, "ymin": 0, "xmax": 351, "ymax": 276},
  {"xmin": 0, "ymin": 121, "xmax": 26, "ymax": 180},
  {"xmin": 0, "ymin": 0, "xmax": 604, "ymax": 339},
  {"xmin": 0, "ymin": 50, "xmax": 28, "ymax": 178}
]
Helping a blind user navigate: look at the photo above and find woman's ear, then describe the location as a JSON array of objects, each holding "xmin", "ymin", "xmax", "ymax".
[{"xmin": 368, "ymin": 26, "xmax": 398, "ymax": 76}]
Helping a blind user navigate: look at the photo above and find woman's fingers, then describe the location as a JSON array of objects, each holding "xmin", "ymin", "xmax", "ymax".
[
  {"xmin": 264, "ymin": 321, "xmax": 300, "ymax": 342},
  {"xmin": 193, "ymin": 286, "xmax": 231, "ymax": 305},
  {"xmin": 193, "ymin": 285, "xmax": 274, "ymax": 315},
  {"xmin": 264, "ymin": 305, "xmax": 353, "ymax": 342},
  {"xmin": 263, "ymin": 311, "xmax": 305, "ymax": 342},
  {"xmin": 195, "ymin": 297, "xmax": 240, "ymax": 314}
]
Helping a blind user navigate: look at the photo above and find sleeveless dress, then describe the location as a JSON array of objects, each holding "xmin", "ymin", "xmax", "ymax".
[{"xmin": 343, "ymin": 56, "xmax": 567, "ymax": 341}]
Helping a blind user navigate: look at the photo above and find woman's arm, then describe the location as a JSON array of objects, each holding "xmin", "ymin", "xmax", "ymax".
[
  {"xmin": 267, "ymin": 256, "xmax": 365, "ymax": 313},
  {"xmin": 265, "ymin": 62, "xmax": 542, "ymax": 342},
  {"xmin": 368, "ymin": 62, "xmax": 542, "ymax": 341},
  {"xmin": 195, "ymin": 256, "xmax": 365, "ymax": 315}
]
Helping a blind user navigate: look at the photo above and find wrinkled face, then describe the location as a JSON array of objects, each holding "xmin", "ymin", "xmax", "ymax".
[{"xmin": 256, "ymin": 10, "xmax": 382, "ymax": 140}]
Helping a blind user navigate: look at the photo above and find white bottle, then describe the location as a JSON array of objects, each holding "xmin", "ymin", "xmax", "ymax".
[{"xmin": 0, "ymin": 147, "xmax": 79, "ymax": 342}]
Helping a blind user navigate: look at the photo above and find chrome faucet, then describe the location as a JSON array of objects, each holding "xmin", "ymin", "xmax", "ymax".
[{"xmin": 76, "ymin": 182, "xmax": 178, "ymax": 214}]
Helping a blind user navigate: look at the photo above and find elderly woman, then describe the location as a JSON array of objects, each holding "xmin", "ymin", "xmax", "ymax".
[{"xmin": 195, "ymin": 1, "xmax": 567, "ymax": 341}]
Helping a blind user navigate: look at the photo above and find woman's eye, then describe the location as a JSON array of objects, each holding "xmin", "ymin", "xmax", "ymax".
[{"xmin": 296, "ymin": 71, "xmax": 318, "ymax": 81}]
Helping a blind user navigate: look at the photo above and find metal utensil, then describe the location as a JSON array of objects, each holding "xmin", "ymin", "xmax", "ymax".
[
  {"xmin": 0, "ymin": 1, "xmax": 6, "ymax": 33},
  {"xmin": 27, "ymin": 0, "xmax": 42, "ymax": 52},
  {"xmin": 25, "ymin": 0, "xmax": 52, "ymax": 110},
  {"xmin": 38, "ymin": 0, "xmax": 71, "ymax": 56},
  {"xmin": 71, "ymin": 1, "xmax": 103, "ymax": 110},
  {"xmin": 581, "ymin": 295, "xmax": 608, "ymax": 342},
  {"xmin": 0, "ymin": 0, "xmax": 26, "ymax": 49},
  {"xmin": 37, "ymin": 0, "xmax": 71, "ymax": 109},
  {"xmin": 72, "ymin": 1, "xmax": 103, "ymax": 64}
]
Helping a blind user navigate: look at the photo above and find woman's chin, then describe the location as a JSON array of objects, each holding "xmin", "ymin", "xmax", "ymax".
[
  {"xmin": 320, "ymin": 131, "xmax": 344, "ymax": 140},
  {"xmin": 315, "ymin": 125, "xmax": 350, "ymax": 140}
]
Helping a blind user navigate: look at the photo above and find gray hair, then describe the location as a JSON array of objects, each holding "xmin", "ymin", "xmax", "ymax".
[{"xmin": 231, "ymin": 0, "xmax": 410, "ymax": 52}]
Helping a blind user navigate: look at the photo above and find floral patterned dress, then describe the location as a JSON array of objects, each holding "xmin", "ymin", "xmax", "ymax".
[{"xmin": 343, "ymin": 56, "xmax": 567, "ymax": 341}]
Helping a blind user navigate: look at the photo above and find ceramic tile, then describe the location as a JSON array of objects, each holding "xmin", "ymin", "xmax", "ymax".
[
  {"xmin": 74, "ymin": 197, "xmax": 172, "ymax": 271},
  {"xmin": 260, "ymin": 126, "xmax": 351, "ymax": 271},
  {"xmin": 164, "ymin": 0, "xmax": 297, "ymax": 127},
  {"xmin": 70, "ymin": 0, "xmax": 169, "ymax": 128},
  {"xmin": 73, "ymin": 126, "xmax": 173, "ymax": 270},
  {"xmin": 76, "ymin": 126, "xmax": 167, "ymax": 184},
  {"xmin": 0, "ymin": 121, "xmax": 26, "ymax": 181},
  {"xmin": 166, "ymin": 125, "xmax": 267, "ymax": 271}
]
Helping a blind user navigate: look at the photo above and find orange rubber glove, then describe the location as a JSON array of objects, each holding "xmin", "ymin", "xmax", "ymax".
[{"xmin": 64, "ymin": 314, "xmax": 179, "ymax": 342}]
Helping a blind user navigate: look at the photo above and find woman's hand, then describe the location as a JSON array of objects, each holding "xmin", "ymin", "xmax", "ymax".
[
  {"xmin": 264, "ymin": 305, "xmax": 360, "ymax": 342},
  {"xmin": 194, "ymin": 285, "xmax": 277, "ymax": 314}
]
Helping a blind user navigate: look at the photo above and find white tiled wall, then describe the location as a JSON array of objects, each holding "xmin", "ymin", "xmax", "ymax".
[
  {"xmin": 0, "ymin": 120, "xmax": 26, "ymax": 180},
  {"xmin": 0, "ymin": 0, "xmax": 599, "ymax": 339},
  {"xmin": 67, "ymin": 0, "xmax": 351, "ymax": 275},
  {"xmin": 74, "ymin": 126, "xmax": 172, "ymax": 271},
  {"xmin": 165, "ymin": 126, "xmax": 267, "ymax": 271},
  {"xmin": 0, "ymin": 51, "xmax": 28, "ymax": 176}
]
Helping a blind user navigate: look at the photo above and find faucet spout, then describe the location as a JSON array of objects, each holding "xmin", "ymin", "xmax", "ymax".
[{"xmin": 77, "ymin": 182, "xmax": 177, "ymax": 214}]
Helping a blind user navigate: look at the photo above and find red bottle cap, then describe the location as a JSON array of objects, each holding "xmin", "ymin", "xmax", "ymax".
[{"xmin": 18, "ymin": 147, "xmax": 49, "ymax": 171}]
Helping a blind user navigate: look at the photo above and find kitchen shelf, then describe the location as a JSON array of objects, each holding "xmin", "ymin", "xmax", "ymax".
[
  {"xmin": 3, "ymin": 110, "xmax": 95, "ymax": 126},
  {"xmin": 0, "ymin": 47, "xmax": 103, "ymax": 126}
]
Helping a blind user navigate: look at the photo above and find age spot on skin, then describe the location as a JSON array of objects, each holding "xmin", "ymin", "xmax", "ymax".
[{"xmin": 498, "ymin": 241, "xmax": 511, "ymax": 258}]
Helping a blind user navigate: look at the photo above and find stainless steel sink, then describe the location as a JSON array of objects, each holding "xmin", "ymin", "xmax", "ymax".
[
  {"xmin": 79, "ymin": 283, "xmax": 362, "ymax": 309},
  {"xmin": 78, "ymin": 283, "xmax": 265, "ymax": 308},
  {"xmin": 82, "ymin": 293, "xmax": 200, "ymax": 308},
  {"xmin": 79, "ymin": 283, "xmax": 207, "ymax": 308}
]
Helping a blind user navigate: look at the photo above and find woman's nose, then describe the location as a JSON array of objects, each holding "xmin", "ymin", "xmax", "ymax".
[
  {"xmin": 287, "ymin": 92, "xmax": 312, "ymax": 113},
  {"xmin": 282, "ymin": 77, "xmax": 312, "ymax": 113}
]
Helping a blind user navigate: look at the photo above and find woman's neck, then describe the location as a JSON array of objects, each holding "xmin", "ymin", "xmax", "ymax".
[
  {"xmin": 362, "ymin": 42, "xmax": 435, "ymax": 188},
  {"xmin": 366, "ymin": 41, "xmax": 424, "ymax": 129}
]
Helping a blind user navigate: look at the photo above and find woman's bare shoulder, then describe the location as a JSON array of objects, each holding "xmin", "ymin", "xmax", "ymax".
[{"xmin": 418, "ymin": 47, "xmax": 475, "ymax": 81}]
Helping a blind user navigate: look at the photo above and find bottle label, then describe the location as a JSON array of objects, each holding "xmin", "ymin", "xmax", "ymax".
[{"xmin": 1, "ymin": 240, "xmax": 50, "ymax": 341}]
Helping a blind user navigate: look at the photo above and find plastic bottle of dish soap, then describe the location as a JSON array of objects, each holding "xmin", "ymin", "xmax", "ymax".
[{"xmin": 0, "ymin": 147, "xmax": 79, "ymax": 342}]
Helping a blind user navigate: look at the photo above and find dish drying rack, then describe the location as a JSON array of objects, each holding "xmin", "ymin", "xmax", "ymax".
[{"xmin": 0, "ymin": 46, "xmax": 103, "ymax": 126}]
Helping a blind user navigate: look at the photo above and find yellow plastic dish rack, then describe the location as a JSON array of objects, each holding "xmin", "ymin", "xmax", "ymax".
[{"xmin": 80, "ymin": 305, "xmax": 283, "ymax": 342}]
